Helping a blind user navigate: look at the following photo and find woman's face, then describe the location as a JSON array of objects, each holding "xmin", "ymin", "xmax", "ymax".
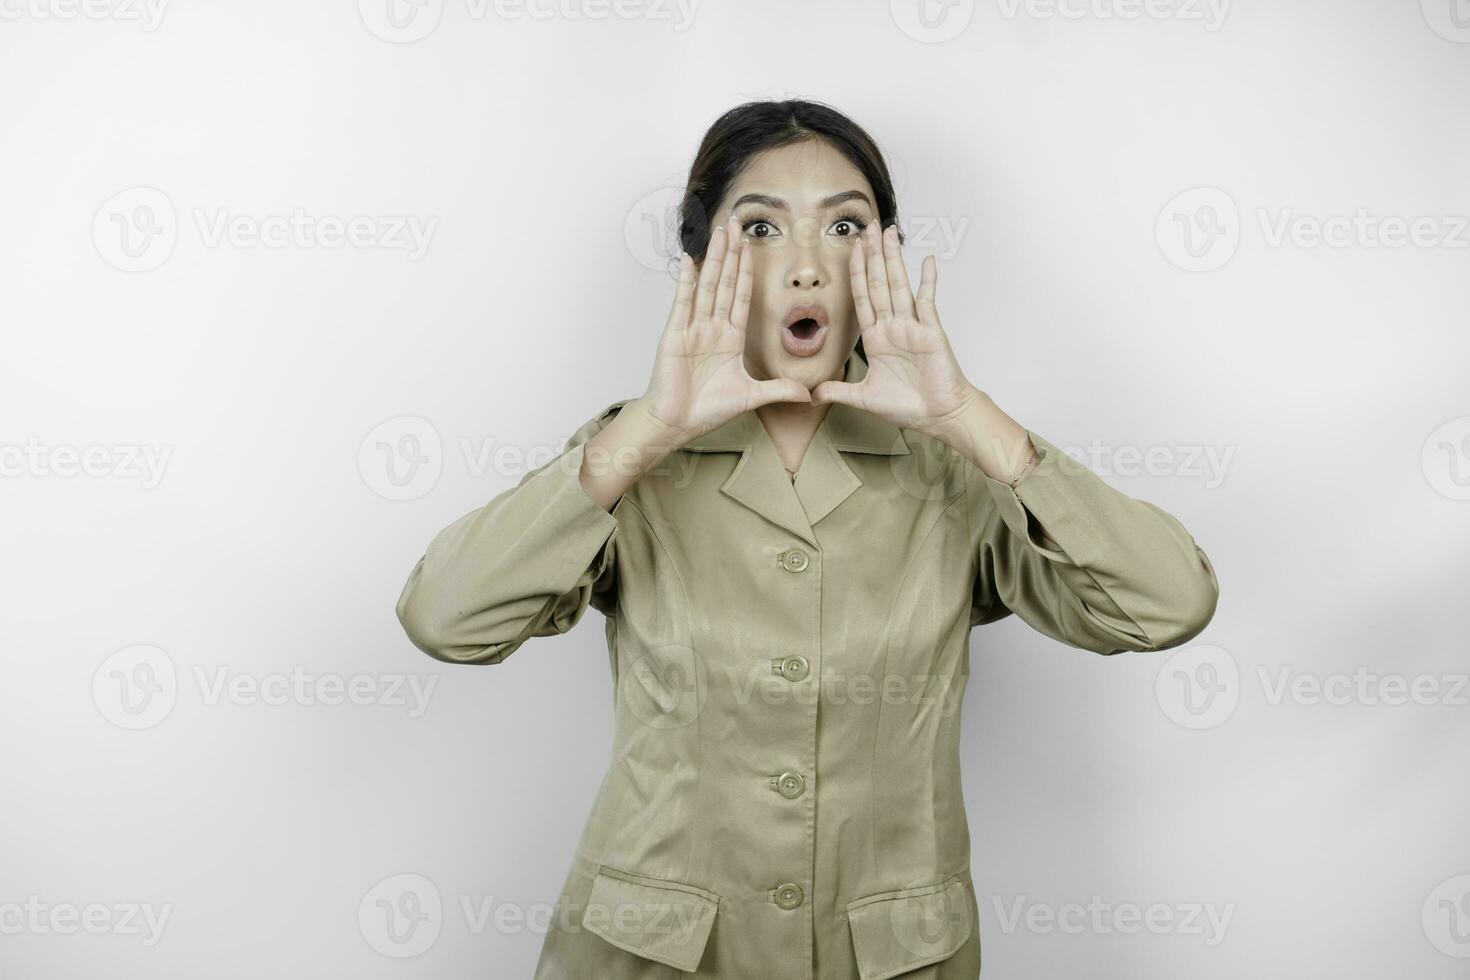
[{"xmin": 708, "ymin": 138, "xmax": 878, "ymax": 392}]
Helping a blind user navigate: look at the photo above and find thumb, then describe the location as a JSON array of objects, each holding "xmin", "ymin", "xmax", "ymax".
[
  {"xmin": 810, "ymin": 380, "xmax": 862, "ymax": 408},
  {"xmin": 749, "ymin": 378, "xmax": 812, "ymax": 408}
]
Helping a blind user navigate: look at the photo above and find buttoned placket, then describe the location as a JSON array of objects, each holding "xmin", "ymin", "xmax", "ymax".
[{"xmin": 675, "ymin": 351, "xmax": 912, "ymax": 979}]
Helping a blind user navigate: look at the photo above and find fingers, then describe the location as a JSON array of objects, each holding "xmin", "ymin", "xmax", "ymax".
[
  {"xmin": 849, "ymin": 233, "xmax": 877, "ymax": 331},
  {"xmin": 749, "ymin": 378, "xmax": 812, "ymax": 409},
  {"xmin": 713, "ymin": 217, "xmax": 742, "ymax": 323},
  {"xmin": 693, "ymin": 225, "xmax": 728, "ymax": 323},
  {"xmin": 730, "ymin": 221, "xmax": 753, "ymax": 333},
  {"xmin": 915, "ymin": 254, "xmax": 939, "ymax": 326},
  {"xmin": 667, "ymin": 252, "xmax": 697, "ymax": 331},
  {"xmin": 810, "ymin": 379, "xmax": 862, "ymax": 409},
  {"xmin": 882, "ymin": 225, "xmax": 916, "ymax": 320},
  {"xmin": 863, "ymin": 223, "xmax": 892, "ymax": 318}
]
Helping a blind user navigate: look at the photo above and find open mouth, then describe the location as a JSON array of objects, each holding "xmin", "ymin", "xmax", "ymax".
[{"xmin": 781, "ymin": 303, "xmax": 830, "ymax": 358}]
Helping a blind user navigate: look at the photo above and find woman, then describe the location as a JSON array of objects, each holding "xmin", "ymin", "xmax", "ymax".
[{"xmin": 395, "ymin": 100, "xmax": 1219, "ymax": 979}]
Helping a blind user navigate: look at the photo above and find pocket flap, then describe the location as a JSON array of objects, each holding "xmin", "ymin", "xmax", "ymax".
[
  {"xmin": 845, "ymin": 876, "xmax": 974, "ymax": 980},
  {"xmin": 581, "ymin": 865, "xmax": 720, "ymax": 973}
]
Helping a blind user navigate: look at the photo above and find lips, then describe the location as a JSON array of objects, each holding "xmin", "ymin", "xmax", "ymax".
[{"xmin": 780, "ymin": 301, "xmax": 830, "ymax": 358}]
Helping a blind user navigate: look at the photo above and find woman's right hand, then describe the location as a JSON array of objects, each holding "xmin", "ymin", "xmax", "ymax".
[{"xmin": 637, "ymin": 223, "xmax": 812, "ymax": 445}]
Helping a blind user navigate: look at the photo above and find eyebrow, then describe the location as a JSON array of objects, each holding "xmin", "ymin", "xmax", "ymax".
[{"xmin": 729, "ymin": 190, "xmax": 873, "ymax": 212}]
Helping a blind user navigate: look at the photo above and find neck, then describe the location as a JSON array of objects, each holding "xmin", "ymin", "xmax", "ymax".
[{"xmin": 756, "ymin": 399, "xmax": 833, "ymax": 474}]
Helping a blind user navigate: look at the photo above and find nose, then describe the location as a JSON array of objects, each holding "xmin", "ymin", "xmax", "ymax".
[{"xmin": 787, "ymin": 260, "xmax": 823, "ymax": 289}]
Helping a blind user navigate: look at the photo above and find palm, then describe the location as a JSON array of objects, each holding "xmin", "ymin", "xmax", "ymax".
[
  {"xmin": 643, "ymin": 226, "xmax": 809, "ymax": 439},
  {"xmin": 812, "ymin": 223, "xmax": 976, "ymax": 435}
]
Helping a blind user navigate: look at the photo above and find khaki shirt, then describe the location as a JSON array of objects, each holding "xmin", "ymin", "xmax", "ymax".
[{"xmin": 396, "ymin": 348, "xmax": 1219, "ymax": 979}]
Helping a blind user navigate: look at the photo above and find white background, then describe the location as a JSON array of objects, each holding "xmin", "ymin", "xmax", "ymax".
[{"xmin": 2, "ymin": 0, "xmax": 1469, "ymax": 977}]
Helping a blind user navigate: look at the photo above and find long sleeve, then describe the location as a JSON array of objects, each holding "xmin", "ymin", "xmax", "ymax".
[
  {"xmin": 967, "ymin": 429, "xmax": 1219, "ymax": 655},
  {"xmin": 395, "ymin": 400, "xmax": 632, "ymax": 665}
]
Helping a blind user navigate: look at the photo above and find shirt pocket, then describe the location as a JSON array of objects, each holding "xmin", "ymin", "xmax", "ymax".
[
  {"xmin": 580, "ymin": 863, "xmax": 722, "ymax": 973},
  {"xmin": 845, "ymin": 873, "xmax": 974, "ymax": 980}
]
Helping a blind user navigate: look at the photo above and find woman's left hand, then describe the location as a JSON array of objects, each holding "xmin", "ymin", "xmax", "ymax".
[{"xmin": 810, "ymin": 223, "xmax": 980, "ymax": 440}]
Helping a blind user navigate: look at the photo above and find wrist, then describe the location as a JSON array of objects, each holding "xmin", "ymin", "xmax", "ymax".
[{"xmin": 624, "ymin": 396, "xmax": 695, "ymax": 456}]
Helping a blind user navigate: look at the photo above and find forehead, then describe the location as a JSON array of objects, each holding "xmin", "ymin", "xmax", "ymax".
[{"xmin": 719, "ymin": 139, "xmax": 874, "ymax": 211}]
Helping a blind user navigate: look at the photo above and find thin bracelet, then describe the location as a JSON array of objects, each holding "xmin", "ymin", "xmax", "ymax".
[{"xmin": 1007, "ymin": 446, "xmax": 1038, "ymax": 489}]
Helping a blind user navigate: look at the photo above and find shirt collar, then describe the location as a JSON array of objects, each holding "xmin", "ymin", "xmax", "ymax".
[{"xmin": 677, "ymin": 347, "xmax": 910, "ymax": 550}]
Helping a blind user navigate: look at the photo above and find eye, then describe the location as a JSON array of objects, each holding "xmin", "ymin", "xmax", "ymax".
[
  {"xmin": 829, "ymin": 211, "xmax": 870, "ymax": 238},
  {"xmin": 736, "ymin": 212, "xmax": 781, "ymax": 240}
]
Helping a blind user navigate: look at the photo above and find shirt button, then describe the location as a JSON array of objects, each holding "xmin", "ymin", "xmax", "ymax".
[
  {"xmin": 772, "ymin": 771, "xmax": 806, "ymax": 799},
  {"xmin": 771, "ymin": 655, "xmax": 810, "ymax": 683},
  {"xmin": 778, "ymin": 548, "xmax": 810, "ymax": 573},
  {"xmin": 773, "ymin": 882, "xmax": 803, "ymax": 910}
]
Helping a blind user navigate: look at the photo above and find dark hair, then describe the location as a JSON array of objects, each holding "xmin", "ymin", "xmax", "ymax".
[{"xmin": 675, "ymin": 100, "xmax": 902, "ymax": 364}]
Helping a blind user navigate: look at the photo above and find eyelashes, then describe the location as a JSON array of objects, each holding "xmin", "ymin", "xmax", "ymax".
[{"xmin": 735, "ymin": 211, "xmax": 871, "ymax": 241}]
